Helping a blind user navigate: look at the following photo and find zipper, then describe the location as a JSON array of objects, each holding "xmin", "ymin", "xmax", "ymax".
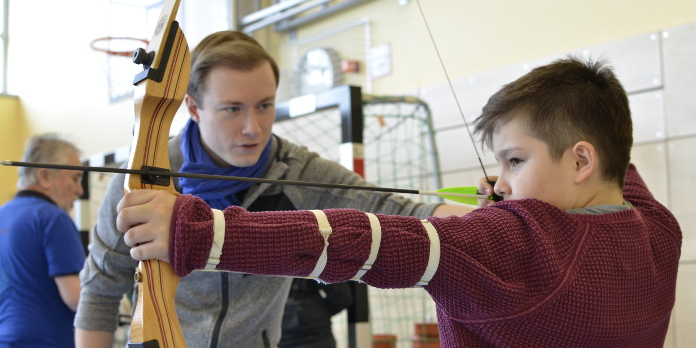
[{"xmin": 209, "ymin": 272, "xmax": 229, "ymax": 348}]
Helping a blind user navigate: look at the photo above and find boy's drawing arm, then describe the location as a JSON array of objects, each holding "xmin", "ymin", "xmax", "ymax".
[
  {"xmin": 622, "ymin": 163, "xmax": 659, "ymax": 206},
  {"xmin": 622, "ymin": 164, "xmax": 682, "ymax": 242}
]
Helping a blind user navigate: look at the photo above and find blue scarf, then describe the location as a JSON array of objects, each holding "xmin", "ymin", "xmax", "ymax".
[{"xmin": 178, "ymin": 119, "xmax": 271, "ymax": 209}]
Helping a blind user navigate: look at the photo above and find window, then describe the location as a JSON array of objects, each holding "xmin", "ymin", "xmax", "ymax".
[{"xmin": 0, "ymin": 0, "xmax": 8, "ymax": 94}]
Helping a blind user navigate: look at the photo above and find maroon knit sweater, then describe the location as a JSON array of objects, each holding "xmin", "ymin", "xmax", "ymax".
[{"xmin": 170, "ymin": 164, "xmax": 681, "ymax": 347}]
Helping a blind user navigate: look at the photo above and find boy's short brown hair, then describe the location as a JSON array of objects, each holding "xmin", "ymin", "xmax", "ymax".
[
  {"xmin": 187, "ymin": 31, "xmax": 280, "ymax": 106},
  {"xmin": 474, "ymin": 56, "xmax": 633, "ymax": 187}
]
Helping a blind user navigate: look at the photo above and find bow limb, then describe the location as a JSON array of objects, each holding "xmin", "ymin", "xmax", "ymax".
[{"xmin": 125, "ymin": 0, "xmax": 190, "ymax": 346}]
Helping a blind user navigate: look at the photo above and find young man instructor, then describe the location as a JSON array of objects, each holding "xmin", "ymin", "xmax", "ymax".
[{"xmin": 74, "ymin": 31, "xmax": 469, "ymax": 347}]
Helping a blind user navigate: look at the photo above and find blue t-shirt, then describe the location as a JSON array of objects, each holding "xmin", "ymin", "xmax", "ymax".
[{"xmin": 0, "ymin": 191, "xmax": 85, "ymax": 347}]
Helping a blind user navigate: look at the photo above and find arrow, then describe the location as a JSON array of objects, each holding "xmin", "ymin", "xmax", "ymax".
[{"xmin": 2, "ymin": 160, "xmax": 489, "ymax": 205}]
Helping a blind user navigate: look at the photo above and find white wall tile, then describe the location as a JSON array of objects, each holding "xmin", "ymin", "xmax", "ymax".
[
  {"xmin": 434, "ymin": 125, "xmax": 496, "ymax": 172},
  {"xmin": 664, "ymin": 314, "xmax": 675, "ymax": 348},
  {"xmin": 451, "ymin": 65, "xmax": 528, "ymax": 127},
  {"xmin": 662, "ymin": 23, "xmax": 696, "ymax": 138},
  {"xmin": 673, "ymin": 262, "xmax": 696, "ymax": 347},
  {"xmin": 419, "ymin": 81, "xmax": 464, "ymax": 130},
  {"xmin": 630, "ymin": 143, "xmax": 669, "ymax": 207},
  {"xmin": 667, "ymin": 138, "xmax": 696, "ymax": 262},
  {"xmin": 570, "ymin": 32, "xmax": 662, "ymax": 93},
  {"xmin": 630, "ymin": 91, "xmax": 666, "ymax": 144}
]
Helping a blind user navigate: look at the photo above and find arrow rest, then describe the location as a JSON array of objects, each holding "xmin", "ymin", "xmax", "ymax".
[{"xmin": 140, "ymin": 166, "xmax": 171, "ymax": 186}]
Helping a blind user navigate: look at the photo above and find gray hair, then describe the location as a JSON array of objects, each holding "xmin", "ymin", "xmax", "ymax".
[{"xmin": 17, "ymin": 134, "xmax": 81, "ymax": 189}]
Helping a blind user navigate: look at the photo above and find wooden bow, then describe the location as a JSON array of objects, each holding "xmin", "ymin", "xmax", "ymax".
[{"xmin": 125, "ymin": 0, "xmax": 189, "ymax": 346}]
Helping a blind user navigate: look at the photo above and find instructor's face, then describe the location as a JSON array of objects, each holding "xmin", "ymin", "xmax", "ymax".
[{"xmin": 185, "ymin": 61, "xmax": 276, "ymax": 168}]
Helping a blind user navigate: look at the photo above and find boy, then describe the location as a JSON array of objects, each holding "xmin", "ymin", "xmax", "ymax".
[{"xmin": 116, "ymin": 57, "xmax": 681, "ymax": 347}]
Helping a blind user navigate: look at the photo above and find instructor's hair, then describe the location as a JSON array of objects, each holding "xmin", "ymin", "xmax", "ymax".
[{"xmin": 187, "ymin": 31, "xmax": 280, "ymax": 106}]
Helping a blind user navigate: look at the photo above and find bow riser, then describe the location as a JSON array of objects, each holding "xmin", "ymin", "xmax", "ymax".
[
  {"xmin": 126, "ymin": 0, "xmax": 190, "ymax": 346},
  {"xmin": 127, "ymin": 29, "xmax": 190, "ymax": 193},
  {"xmin": 130, "ymin": 260, "xmax": 184, "ymax": 347}
]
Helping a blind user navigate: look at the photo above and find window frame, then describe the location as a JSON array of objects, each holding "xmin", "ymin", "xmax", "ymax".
[{"xmin": 1, "ymin": 0, "xmax": 9, "ymax": 94}]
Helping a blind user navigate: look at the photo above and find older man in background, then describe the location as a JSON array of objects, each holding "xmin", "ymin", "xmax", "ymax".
[{"xmin": 0, "ymin": 134, "xmax": 85, "ymax": 347}]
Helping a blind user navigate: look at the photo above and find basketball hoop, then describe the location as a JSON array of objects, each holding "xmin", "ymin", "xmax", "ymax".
[
  {"xmin": 90, "ymin": 37, "xmax": 150, "ymax": 58},
  {"xmin": 90, "ymin": 37, "xmax": 150, "ymax": 103}
]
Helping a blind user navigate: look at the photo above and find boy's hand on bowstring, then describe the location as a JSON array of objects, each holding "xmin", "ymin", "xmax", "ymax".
[
  {"xmin": 117, "ymin": 189, "xmax": 177, "ymax": 263},
  {"xmin": 478, "ymin": 176, "xmax": 499, "ymax": 208}
]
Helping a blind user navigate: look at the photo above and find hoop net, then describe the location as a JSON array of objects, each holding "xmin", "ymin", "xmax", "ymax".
[{"xmin": 90, "ymin": 37, "xmax": 150, "ymax": 103}]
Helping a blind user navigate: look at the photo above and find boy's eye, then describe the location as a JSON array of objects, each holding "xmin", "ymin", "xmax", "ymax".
[
  {"xmin": 258, "ymin": 103, "xmax": 272, "ymax": 110},
  {"xmin": 224, "ymin": 106, "xmax": 241, "ymax": 113},
  {"xmin": 509, "ymin": 158, "xmax": 521, "ymax": 167}
]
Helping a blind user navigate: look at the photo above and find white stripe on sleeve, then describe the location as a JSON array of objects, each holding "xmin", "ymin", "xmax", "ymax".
[
  {"xmin": 352, "ymin": 213, "xmax": 382, "ymax": 281},
  {"xmin": 204, "ymin": 208, "xmax": 226, "ymax": 270},
  {"xmin": 416, "ymin": 220, "xmax": 440, "ymax": 286},
  {"xmin": 308, "ymin": 210, "xmax": 332, "ymax": 280}
]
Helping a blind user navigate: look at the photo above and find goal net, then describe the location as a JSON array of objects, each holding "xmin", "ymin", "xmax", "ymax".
[{"xmin": 273, "ymin": 94, "xmax": 441, "ymax": 348}]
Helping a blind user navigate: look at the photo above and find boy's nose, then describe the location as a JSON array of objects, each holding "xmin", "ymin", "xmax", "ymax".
[{"xmin": 493, "ymin": 179, "xmax": 508, "ymax": 198}]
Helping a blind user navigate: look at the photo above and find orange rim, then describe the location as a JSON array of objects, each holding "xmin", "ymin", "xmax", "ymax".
[{"xmin": 90, "ymin": 37, "xmax": 150, "ymax": 57}]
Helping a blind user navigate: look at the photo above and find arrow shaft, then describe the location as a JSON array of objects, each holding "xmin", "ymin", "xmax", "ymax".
[
  {"xmin": 2, "ymin": 160, "xmax": 487, "ymax": 200},
  {"xmin": 418, "ymin": 190, "xmax": 485, "ymax": 199}
]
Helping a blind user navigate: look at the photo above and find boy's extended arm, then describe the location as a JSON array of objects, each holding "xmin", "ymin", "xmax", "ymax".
[
  {"xmin": 119, "ymin": 190, "xmax": 438, "ymax": 287},
  {"xmin": 119, "ymin": 187, "xmax": 599, "ymax": 318},
  {"xmin": 170, "ymin": 194, "xmax": 434, "ymax": 286}
]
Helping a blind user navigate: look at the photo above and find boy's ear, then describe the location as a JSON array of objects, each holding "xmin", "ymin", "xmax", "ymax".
[
  {"xmin": 571, "ymin": 141, "xmax": 596, "ymax": 184},
  {"xmin": 184, "ymin": 94, "xmax": 201, "ymax": 123}
]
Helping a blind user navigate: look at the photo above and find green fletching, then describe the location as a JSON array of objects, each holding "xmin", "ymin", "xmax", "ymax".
[{"xmin": 435, "ymin": 187, "xmax": 481, "ymax": 205}]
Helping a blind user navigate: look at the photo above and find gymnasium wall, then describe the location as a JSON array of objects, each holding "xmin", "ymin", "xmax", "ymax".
[{"xmin": 0, "ymin": 95, "xmax": 28, "ymax": 204}]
